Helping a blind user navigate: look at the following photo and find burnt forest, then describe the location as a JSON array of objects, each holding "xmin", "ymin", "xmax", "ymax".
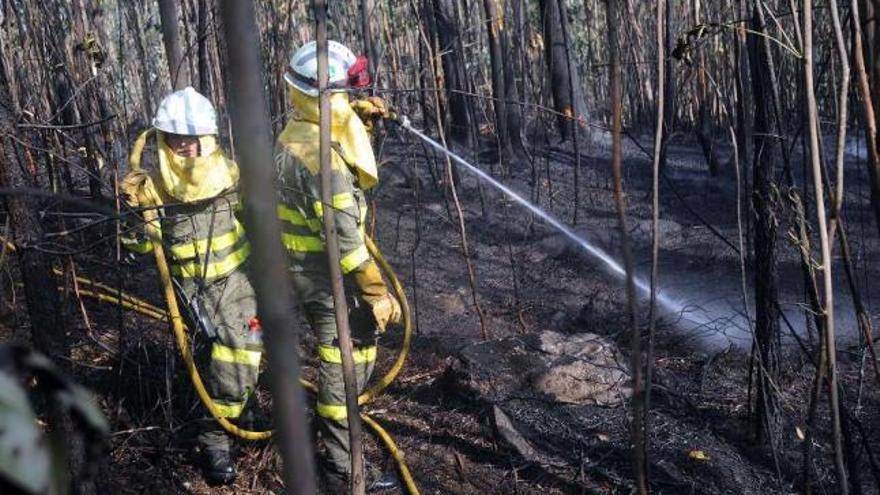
[{"xmin": 1, "ymin": 0, "xmax": 879, "ymax": 494}]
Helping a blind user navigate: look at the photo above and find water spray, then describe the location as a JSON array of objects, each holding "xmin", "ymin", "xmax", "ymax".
[{"xmin": 394, "ymin": 115, "xmax": 687, "ymax": 319}]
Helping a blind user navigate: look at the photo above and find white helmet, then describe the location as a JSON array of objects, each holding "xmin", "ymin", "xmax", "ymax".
[
  {"xmin": 152, "ymin": 86, "xmax": 218, "ymax": 135},
  {"xmin": 284, "ymin": 40, "xmax": 357, "ymax": 97}
]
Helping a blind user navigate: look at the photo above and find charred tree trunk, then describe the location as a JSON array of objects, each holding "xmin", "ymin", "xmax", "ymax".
[
  {"xmin": 502, "ymin": 0, "xmax": 525, "ymax": 155},
  {"xmin": 158, "ymin": 0, "xmax": 191, "ymax": 90},
  {"xmin": 747, "ymin": 2, "xmax": 780, "ymax": 444},
  {"xmin": 196, "ymin": 0, "xmax": 212, "ymax": 96},
  {"xmin": 539, "ymin": 0, "xmax": 588, "ymax": 140},
  {"xmin": 660, "ymin": 0, "xmax": 676, "ymax": 170},
  {"xmin": 68, "ymin": 0, "xmax": 106, "ymax": 200},
  {"xmin": 125, "ymin": 3, "xmax": 154, "ymax": 121},
  {"xmin": 431, "ymin": 0, "xmax": 472, "ymax": 144},
  {"xmin": 482, "ymin": 0, "xmax": 514, "ymax": 163},
  {"xmin": 361, "ymin": 0, "xmax": 378, "ymax": 87},
  {"xmin": 692, "ymin": 0, "xmax": 720, "ymax": 176},
  {"xmin": 0, "ymin": 77, "xmax": 66, "ymax": 374},
  {"xmin": 734, "ymin": 0, "xmax": 753, "ymax": 177},
  {"xmin": 418, "ymin": 0, "xmax": 439, "ymax": 134}
]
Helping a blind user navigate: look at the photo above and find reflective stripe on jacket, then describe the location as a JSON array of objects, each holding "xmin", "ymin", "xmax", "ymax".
[{"xmin": 162, "ymin": 193, "xmax": 251, "ymax": 280}]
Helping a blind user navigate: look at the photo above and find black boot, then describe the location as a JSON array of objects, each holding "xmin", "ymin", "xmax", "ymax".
[
  {"xmin": 202, "ymin": 448, "xmax": 237, "ymax": 485},
  {"xmin": 198, "ymin": 420, "xmax": 237, "ymax": 485}
]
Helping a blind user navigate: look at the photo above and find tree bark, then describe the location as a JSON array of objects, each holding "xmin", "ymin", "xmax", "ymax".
[
  {"xmin": 539, "ymin": 0, "xmax": 588, "ymax": 140},
  {"xmin": 747, "ymin": 2, "xmax": 780, "ymax": 444},
  {"xmin": 482, "ymin": 0, "xmax": 514, "ymax": 163},
  {"xmin": 431, "ymin": 0, "xmax": 472, "ymax": 143},
  {"xmin": 197, "ymin": 0, "xmax": 212, "ymax": 96},
  {"xmin": 158, "ymin": 0, "xmax": 191, "ymax": 90},
  {"xmin": 361, "ymin": 0, "xmax": 378, "ymax": 88},
  {"xmin": 692, "ymin": 0, "xmax": 720, "ymax": 176},
  {"xmin": 660, "ymin": 0, "xmax": 676, "ymax": 170}
]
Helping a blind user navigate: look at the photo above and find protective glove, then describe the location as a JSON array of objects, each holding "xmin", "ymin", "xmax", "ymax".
[
  {"xmin": 351, "ymin": 96, "xmax": 390, "ymax": 119},
  {"xmin": 351, "ymin": 260, "xmax": 402, "ymax": 332},
  {"xmin": 370, "ymin": 293, "xmax": 402, "ymax": 333},
  {"xmin": 120, "ymin": 169, "xmax": 151, "ymax": 207},
  {"xmin": 351, "ymin": 97, "xmax": 392, "ymax": 133},
  {"xmin": 121, "ymin": 169, "xmax": 165, "ymax": 207}
]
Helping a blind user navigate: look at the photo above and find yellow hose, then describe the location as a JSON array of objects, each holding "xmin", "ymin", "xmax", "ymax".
[
  {"xmin": 74, "ymin": 288, "xmax": 167, "ymax": 321},
  {"xmin": 361, "ymin": 413, "xmax": 420, "ymax": 495},
  {"xmin": 358, "ymin": 236, "xmax": 412, "ymax": 404}
]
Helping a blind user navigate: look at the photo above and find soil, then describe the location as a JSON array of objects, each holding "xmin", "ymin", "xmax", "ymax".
[{"xmin": 7, "ymin": 125, "xmax": 880, "ymax": 494}]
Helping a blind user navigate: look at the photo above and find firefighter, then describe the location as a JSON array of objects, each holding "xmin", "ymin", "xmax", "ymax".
[
  {"xmin": 120, "ymin": 87, "xmax": 260, "ymax": 485},
  {"xmin": 274, "ymin": 41, "xmax": 401, "ymax": 490}
]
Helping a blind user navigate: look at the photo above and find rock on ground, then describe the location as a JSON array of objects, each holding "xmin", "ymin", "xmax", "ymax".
[{"xmin": 447, "ymin": 330, "xmax": 632, "ymax": 407}]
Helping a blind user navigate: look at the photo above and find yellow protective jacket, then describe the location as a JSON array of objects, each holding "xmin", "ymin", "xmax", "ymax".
[
  {"xmin": 274, "ymin": 90, "xmax": 377, "ymax": 275},
  {"xmin": 121, "ymin": 130, "xmax": 249, "ymax": 282}
]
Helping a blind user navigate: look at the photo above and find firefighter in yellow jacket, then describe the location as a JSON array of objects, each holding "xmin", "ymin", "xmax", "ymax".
[
  {"xmin": 274, "ymin": 41, "xmax": 401, "ymax": 490},
  {"xmin": 120, "ymin": 87, "xmax": 259, "ymax": 485}
]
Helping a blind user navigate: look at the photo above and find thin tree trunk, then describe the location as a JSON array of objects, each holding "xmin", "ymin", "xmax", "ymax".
[
  {"xmin": 734, "ymin": 0, "xmax": 753, "ymax": 184},
  {"xmin": 125, "ymin": 3, "xmax": 154, "ymax": 121},
  {"xmin": 315, "ymin": 1, "xmax": 366, "ymax": 491},
  {"xmin": 197, "ymin": 0, "xmax": 211, "ymax": 96},
  {"xmin": 502, "ymin": 0, "xmax": 526, "ymax": 157},
  {"xmin": 660, "ymin": 0, "xmax": 675, "ymax": 171},
  {"xmin": 361, "ymin": 0, "xmax": 378, "ymax": 88},
  {"xmin": 803, "ymin": 0, "xmax": 848, "ymax": 491},
  {"xmin": 606, "ymin": 1, "xmax": 647, "ymax": 492},
  {"xmin": 693, "ymin": 0, "xmax": 720, "ymax": 177},
  {"xmin": 217, "ymin": 1, "xmax": 317, "ymax": 492},
  {"xmin": 559, "ymin": 0, "xmax": 582, "ymax": 223},
  {"xmin": 68, "ymin": 0, "xmax": 104, "ymax": 200},
  {"xmin": 645, "ymin": 0, "xmax": 665, "ymax": 471}
]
